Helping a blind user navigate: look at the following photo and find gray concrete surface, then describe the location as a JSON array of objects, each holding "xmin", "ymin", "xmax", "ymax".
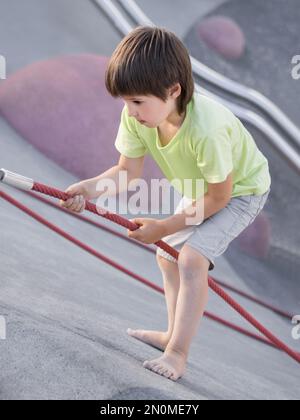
[
  {"xmin": 0, "ymin": 0, "xmax": 121, "ymax": 75},
  {"xmin": 1, "ymin": 97, "xmax": 300, "ymax": 401},
  {"xmin": 134, "ymin": 0, "xmax": 229, "ymax": 38},
  {"xmin": 1, "ymin": 0, "xmax": 300, "ymax": 400}
]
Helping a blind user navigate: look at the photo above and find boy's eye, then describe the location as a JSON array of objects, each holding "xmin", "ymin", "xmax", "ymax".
[{"xmin": 133, "ymin": 101, "xmax": 142, "ymax": 105}]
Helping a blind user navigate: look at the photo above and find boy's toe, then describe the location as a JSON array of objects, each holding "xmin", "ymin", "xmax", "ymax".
[{"xmin": 161, "ymin": 368, "xmax": 170, "ymax": 377}]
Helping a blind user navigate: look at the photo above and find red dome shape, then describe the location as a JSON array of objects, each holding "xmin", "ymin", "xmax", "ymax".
[
  {"xmin": 197, "ymin": 16, "xmax": 246, "ymax": 60},
  {"xmin": 0, "ymin": 54, "xmax": 163, "ymax": 184}
]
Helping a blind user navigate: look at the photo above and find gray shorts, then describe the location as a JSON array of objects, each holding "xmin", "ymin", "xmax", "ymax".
[{"xmin": 156, "ymin": 189, "xmax": 271, "ymax": 271}]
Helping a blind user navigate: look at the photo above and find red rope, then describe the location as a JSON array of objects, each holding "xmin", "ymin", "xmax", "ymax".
[
  {"xmin": 0, "ymin": 189, "xmax": 274, "ymax": 349},
  {"xmin": 211, "ymin": 278, "xmax": 293, "ymax": 320},
  {"xmin": 1, "ymin": 182, "xmax": 300, "ymax": 364},
  {"xmin": 24, "ymin": 189, "xmax": 293, "ymax": 320},
  {"xmin": 32, "ymin": 182, "xmax": 300, "ymax": 365}
]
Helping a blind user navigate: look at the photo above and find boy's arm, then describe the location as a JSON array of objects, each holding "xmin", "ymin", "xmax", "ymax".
[
  {"xmin": 83, "ymin": 155, "xmax": 145, "ymax": 200},
  {"xmin": 162, "ymin": 173, "xmax": 233, "ymax": 236},
  {"xmin": 118, "ymin": 154, "xmax": 145, "ymax": 180}
]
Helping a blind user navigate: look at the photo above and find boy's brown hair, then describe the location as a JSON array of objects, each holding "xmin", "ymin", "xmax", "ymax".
[{"xmin": 105, "ymin": 26, "xmax": 194, "ymax": 115}]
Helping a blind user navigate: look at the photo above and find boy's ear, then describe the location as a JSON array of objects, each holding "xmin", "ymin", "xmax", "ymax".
[{"xmin": 169, "ymin": 83, "xmax": 182, "ymax": 99}]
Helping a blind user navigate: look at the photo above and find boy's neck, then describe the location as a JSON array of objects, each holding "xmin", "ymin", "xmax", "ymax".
[{"xmin": 160, "ymin": 108, "xmax": 186, "ymax": 130}]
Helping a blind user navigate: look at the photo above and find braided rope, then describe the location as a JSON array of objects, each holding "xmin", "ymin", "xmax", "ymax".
[{"xmin": 30, "ymin": 181, "xmax": 300, "ymax": 365}]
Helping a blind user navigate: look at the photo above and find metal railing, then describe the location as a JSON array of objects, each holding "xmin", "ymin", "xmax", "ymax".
[
  {"xmin": 118, "ymin": 0, "xmax": 300, "ymax": 149},
  {"xmin": 92, "ymin": 0, "xmax": 300, "ymax": 174}
]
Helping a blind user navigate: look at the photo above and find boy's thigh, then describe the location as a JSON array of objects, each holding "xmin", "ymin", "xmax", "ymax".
[
  {"xmin": 156, "ymin": 224, "xmax": 195, "ymax": 264},
  {"xmin": 156, "ymin": 189, "xmax": 270, "ymax": 270},
  {"xmin": 185, "ymin": 189, "xmax": 271, "ymax": 267},
  {"xmin": 156, "ymin": 195, "xmax": 196, "ymax": 263}
]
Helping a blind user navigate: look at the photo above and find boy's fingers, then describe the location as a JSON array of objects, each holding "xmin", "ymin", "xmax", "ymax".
[
  {"xmin": 76, "ymin": 197, "xmax": 86, "ymax": 213},
  {"xmin": 69, "ymin": 196, "xmax": 82, "ymax": 211},
  {"xmin": 59, "ymin": 194, "xmax": 85, "ymax": 212},
  {"xmin": 65, "ymin": 186, "xmax": 77, "ymax": 195},
  {"xmin": 127, "ymin": 229, "xmax": 136, "ymax": 238},
  {"xmin": 60, "ymin": 195, "xmax": 78, "ymax": 210},
  {"xmin": 60, "ymin": 198, "xmax": 72, "ymax": 208},
  {"xmin": 130, "ymin": 218, "xmax": 143, "ymax": 227},
  {"xmin": 74, "ymin": 197, "xmax": 85, "ymax": 213},
  {"xmin": 134, "ymin": 218, "xmax": 143, "ymax": 224},
  {"xmin": 65, "ymin": 198, "xmax": 76, "ymax": 208},
  {"xmin": 79, "ymin": 200, "xmax": 86, "ymax": 212}
]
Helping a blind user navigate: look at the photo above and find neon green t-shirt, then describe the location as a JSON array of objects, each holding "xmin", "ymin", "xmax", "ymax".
[{"xmin": 115, "ymin": 92, "xmax": 271, "ymax": 199}]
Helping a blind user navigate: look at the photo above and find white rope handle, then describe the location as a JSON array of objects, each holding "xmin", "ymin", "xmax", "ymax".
[{"xmin": 0, "ymin": 168, "xmax": 34, "ymax": 191}]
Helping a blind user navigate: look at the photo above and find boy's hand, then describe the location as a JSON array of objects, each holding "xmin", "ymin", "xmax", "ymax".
[
  {"xmin": 127, "ymin": 218, "xmax": 166, "ymax": 244},
  {"xmin": 59, "ymin": 181, "xmax": 89, "ymax": 213}
]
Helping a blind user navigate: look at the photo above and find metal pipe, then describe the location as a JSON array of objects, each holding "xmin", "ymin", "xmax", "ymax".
[
  {"xmin": 119, "ymin": 0, "xmax": 300, "ymax": 148},
  {"xmin": 95, "ymin": 0, "xmax": 300, "ymax": 174}
]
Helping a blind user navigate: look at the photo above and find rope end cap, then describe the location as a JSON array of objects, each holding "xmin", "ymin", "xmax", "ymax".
[{"xmin": 0, "ymin": 168, "xmax": 34, "ymax": 191}]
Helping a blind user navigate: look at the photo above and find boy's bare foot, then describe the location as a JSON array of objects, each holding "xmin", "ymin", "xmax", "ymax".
[
  {"xmin": 143, "ymin": 348, "xmax": 187, "ymax": 381},
  {"xmin": 127, "ymin": 328, "xmax": 171, "ymax": 351}
]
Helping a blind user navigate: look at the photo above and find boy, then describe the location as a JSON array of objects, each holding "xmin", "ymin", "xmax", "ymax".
[{"xmin": 60, "ymin": 26, "xmax": 271, "ymax": 381}]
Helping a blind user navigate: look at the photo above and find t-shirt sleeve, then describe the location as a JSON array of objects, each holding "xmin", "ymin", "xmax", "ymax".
[
  {"xmin": 196, "ymin": 128, "xmax": 233, "ymax": 183},
  {"xmin": 114, "ymin": 106, "xmax": 148, "ymax": 158}
]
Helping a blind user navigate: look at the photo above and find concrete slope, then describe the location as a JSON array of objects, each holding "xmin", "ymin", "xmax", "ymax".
[{"xmin": 1, "ymin": 118, "xmax": 300, "ymax": 400}]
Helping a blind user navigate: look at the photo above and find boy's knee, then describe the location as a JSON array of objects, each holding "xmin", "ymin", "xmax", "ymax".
[{"xmin": 178, "ymin": 246, "xmax": 209, "ymax": 275}]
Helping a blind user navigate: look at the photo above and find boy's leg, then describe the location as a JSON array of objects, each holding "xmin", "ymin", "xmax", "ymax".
[
  {"xmin": 143, "ymin": 244, "xmax": 209, "ymax": 380},
  {"xmin": 127, "ymin": 254, "xmax": 180, "ymax": 350},
  {"xmin": 158, "ymin": 255, "xmax": 180, "ymax": 336}
]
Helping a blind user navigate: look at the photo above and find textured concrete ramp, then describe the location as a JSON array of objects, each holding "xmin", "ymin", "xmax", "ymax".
[{"xmin": 1, "ymin": 118, "xmax": 300, "ymax": 400}]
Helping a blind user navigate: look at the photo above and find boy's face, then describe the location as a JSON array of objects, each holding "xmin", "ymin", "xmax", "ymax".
[{"xmin": 122, "ymin": 85, "xmax": 181, "ymax": 128}]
